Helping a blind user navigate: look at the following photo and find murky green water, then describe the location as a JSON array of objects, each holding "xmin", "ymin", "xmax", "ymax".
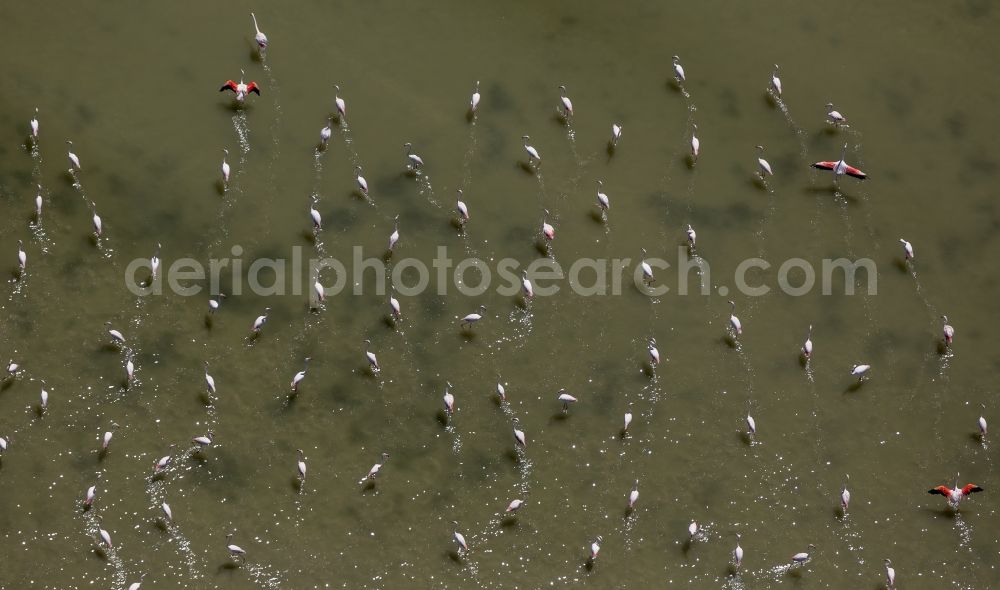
[{"xmin": 1, "ymin": 1, "xmax": 999, "ymax": 588}]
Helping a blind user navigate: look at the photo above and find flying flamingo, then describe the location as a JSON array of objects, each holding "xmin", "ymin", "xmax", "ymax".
[
  {"xmin": 812, "ymin": 143, "xmax": 866, "ymax": 181},
  {"xmin": 928, "ymin": 478, "xmax": 983, "ymax": 509},
  {"xmin": 220, "ymin": 71, "xmax": 261, "ymax": 102}
]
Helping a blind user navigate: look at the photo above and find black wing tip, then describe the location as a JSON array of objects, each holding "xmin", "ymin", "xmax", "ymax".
[
  {"xmin": 928, "ymin": 488, "xmax": 945, "ymax": 495},
  {"xmin": 250, "ymin": 87, "xmax": 261, "ymax": 96}
]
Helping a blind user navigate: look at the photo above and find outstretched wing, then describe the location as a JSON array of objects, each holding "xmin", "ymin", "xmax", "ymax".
[
  {"xmin": 844, "ymin": 165, "xmax": 867, "ymax": 180},
  {"xmin": 812, "ymin": 161, "xmax": 836, "ymax": 171},
  {"xmin": 220, "ymin": 80, "xmax": 237, "ymax": 93},
  {"xmin": 962, "ymin": 484, "xmax": 984, "ymax": 495},
  {"xmin": 248, "ymin": 82, "xmax": 261, "ymax": 96},
  {"xmin": 927, "ymin": 486, "xmax": 950, "ymax": 496}
]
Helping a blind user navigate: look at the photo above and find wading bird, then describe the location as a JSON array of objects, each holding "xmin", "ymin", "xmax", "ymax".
[
  {"xmin": 672, "ymin": 55, "xmax": 685, "ymax": 84},
  {"xmin": 360, "ymin": 452, "xmax": 390, "ymax": 484},
  {"xmin": 443, "ymin": 382, "xmax": 455, "ymax": 415},
  {"xmin": 690, "ymin": 124, "xmax": 700, "ymax": 161},
  {"xmin": 756, "ymin": 145, "xmax": 773, "ymax": 179},
  {"xmin": 17, "ymin": 240, "xmax": 26, "ymax": 274},
  {"xmin": 497, "ymin": 379, "xmax": 507, "ymax": 402},
  {"xmin": 34, "ymin": 185, "xmax": 43, "ymax": 219},
  {"xmin": 733, "ymin": 534, "xmax": 744, "ymax": 571},
  {"xmin": 841, "ymin": 478, "xmax": 851, "ymax": 514},
  {"xmin": 106, "ymin": 322, "xmax": 125, "ymax": 345},
  {"xmin": 521, "ymin": 270, "xmax": 534, "ymax": 299},
  {"xmin": 251, "ymin": 308, "xmax": 270, "ymax": 335},
  {"xmin": 746, "ymin": 413, "xmax": 757, "ymax": 438},
  {"xmin": 812, "ymin": 143, "xmax": 866, "ymax": 181},
  {"xmin": 557, "ymin": 389, "xmax": 578, "ymax": 412},
  {"xmin": 470, "ymin": 81, "xmax": 481, "ymax": 114},
  {"xmin": 127, "ymin": 574, "xmax": 146, "ymax": 590},
  {"xmin": 388, "ymin": 215, "xmax": 400, "ymax": 251},
  {"xmin": 91, "ymin": 201, "xmax": 103, "ymax": 237},
  {"xmin": 67, "ymin": 140, "xmax": 81, "ymax": 171},
  {"xmin": 899, "ymin": 238, "xmax": 914, "ymax": 261},
  {"xmin": 97, "ymin": 518, "xmax": 113, "ymax": 549},
  {"xmin": 460, "ymin": 305, "xmax": 487, "ymax": 329},
  {"xmin": 506, "ymin": 499, "xmax": 524, "ymax": 513},
  {"xmin": 403, "ymin": 143, "xmax": 424, "ymax": 171},
  {"xmin": 310, "ymin": 197, "xmax": 322, "ymax": 231},
  {"xmin": 455, "ymin": 190, "xmax": 469, "ymax": 225},
  {"xmin": 39, "ymin": 387, "xmax": 48, "ymax": 412},
  {"xmin": 826, "ymin": 102, "xmax": 846, "ymax": 126},
  {"xmin": 513, "ymin": 420, "xmax": 527, "ymax": 448},
  {"xmin": 558, "ymin": 85, "xmax": 573, "ymax": 119},
  {"xmin": 624, "ymin": 407, "xmax": 633, "ymax": 433},
  {"xmin": 220, "ymin": 72, "xmax": 261, "ymax": 101},
  {"xmin": 161, "ymin": 502, "xmax": 173, "ymax": 522},
  {"xmin": 728, "ymin": 301, "xmax": 742, "ymax": 337},
  {"xmin": 628, "ymin": 480, "xmax": 639, "ymax": 509},
  {"xmin": 791, "ymin": 544, "xmax": 816, "ymax": 566},
  {"xmin": 541, "ymin": 209, "xmax": 555, "ymax": 243},
  {"xmin": 150, "ymin": 243, "xmax": 161, "ymax": 280},
  {"xmin": 884, "ymin": 558, "xmax": 896, "ymax": 589},
  {"xmin": 84, "ymin": 485, "xmax": 96, "ymax": 509},
  {"xmin": 770, "ymin": 65, "xmax": 782, "ymax": 97},
  {"xmin": 30, "ymin": 108, "xmax": 39, "ymax": 139},
  {"xmin": 687, "ymin": 224, "xmax": 697, "ymax": 248},
  {"xmin": 803, "ymin": 325, "xmax": 813, "ymax": 358},
  {"xmin": 596, "ymin": 180, "xmax": 610, "ymax": 216},
  {"xmin": 640, "ymin": 248, "xmax": 654, "ymax": 284},
  {"xmin": 851, "ymin": 364, "xmax": 871, "ymax": 382},
  {"xmin": 125, "ymin": 358, "xmax": 135, "ymax": 386},
  {"xmin": 208, "ymin": 292, "xmax": 226, "ymax": 314},
  {"xmin": 364, "ymin": 340, "xmax": 380, "ymax": 373},
  {"xmin": 250, "ymin": 12, "xmax": 267, "ymax": 50},
  {"xmin": 688, "ymin": 521, "xmax": 698, "ymax": 539},
  {"xmin": 648, "ymin": 338, "xmax": 660, "ymax": 367},
  {"xmin": 928, "ymin": 478, "xmax": 983, "ymax": 509},
  {"xmin": 320, "ymin": 118, "xmax": 332, "ymax": 146},
  {"xmin": 979, "ymin": 414, "xmax": 987, "ymax": 439},
  {"xmin": 333, "ymin": 85, "xmax": 346, "ymax": 121},
  {"xmin": 523, "ymin": 135, "xmax": 541, "ymax": 166},
  {"xmin": 355, "ymin": 165, "xmax": 368, "ymax": 196},
  {"xmin": 101, "ymin": 423, "xmax": 118, "ymax": 451},
  {"xmin": 225, "ymin": 533, "xmax": 246, "ymax": 562},
  {"xmin": 221, "ymin": 149, "xmax": 230, "ymax": 185},
  {"xmin": 192, "ymin": 431, "xmax": 214, "ymax": 447},
  {"xmin": 389, "ymin": 292, "xmax": 402, "ymax": 321},
  {"xmin": 589, "ymin": 535, "xmax": 603, "ymax": 561},
  {"xmin": 453, "ymin": 521, "xmax": 469, "ymax": 554},
  {"xmin": 296, "ymin": 449, "xmax": 307, "ymax": 482},
  {"xmin": 291, "ymin": 358, "xmax": 310, "ymax": 392},
  {"xmin": 204, "ymin": 362, "xmax": 216, "ymax": 395},
  {"xmin": 611, "ymin": 123, "xmax": 623, "ymax": 147},
  {"xmin": 942, "ymin": 315, "xmax": 955, "ymax": 345}
]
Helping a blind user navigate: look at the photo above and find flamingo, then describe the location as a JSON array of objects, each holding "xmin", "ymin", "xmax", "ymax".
[
  {"xmin": 638, "ymin": 249, "xmax": 654, "ymax": 284},
  {"xmin": 596, "ymin": 180, "xmax": 610, "ymax": 215},
  {"xmin": 611, "ymin": 123, "xmax": 623, "ymax": 147},
  {"xmin": 672, "ymin": 55, "xmax": 685, "ymax": 84},
  {"xmin": 899, "ymin": 238, "xmax": 914, "ymax": 260},
  {"xmin": 91, "ymin": 201, "xmax": 103, "ymax": 237},
  {"xmin": 389, "ymin": 293, "xmax": 402, "ymax": 321},
  {"xmin": 728, "ymin": 301, "xmax": 742, "ymax": 337},
  {"xmin": 928, "ymin": 478, "xmax": 983, "ymax": 509},
  {"xmin": 296, "ymin": 449, "xmax": 307, "ymax": 482},
  {"xmin": 17, "ymin": 240, "xmax": 26, "ymax": 274},
  {"xmin": 388, "ymin": 215, "xmax": 400, "ymax": 251},
  {"xmin": 770, "ymin": 64, "xmax": 782, "ymax": 97},
  {"xmin": 403, "ymin": 143, "xmax": 424, "ymax": 170},
  {"xmin": 320, "ymin": 118, "xmax": 332, "ymax": 145},
  {"xmin": 541, "ymin": 209, "xmax": 555, "ymax": 242},
  {"xmin": 558, "ymin": 85, "xmax": 573, "ymax": 118},
  {"xmin": 161, "ymin": 502, "xmax": 173, "ymax": 522},
  {"xmin": 40, "ymin": 387, "xmax": 49, "ymax": 412},
  {"xmin": 453, "ymin": 521, "xmax": 469, "ymax": 554},
  {"xmin": 505, "ymin": 499, "xmax": 524, "ymax": 513},
  {"xmin": 125, "ymin": 358, "xmax": 135, "ymax": 386},
  {"xmin": 470, "ymin": 81, "xmax": 481, "ymax": 114},
  {"xmin": 513, "ymin": 420, "xmax": 527, "ymax": 448},
  {"xmin": 623, "ymin": 407, "xmax": 633, "ymax": 433},
  {"xmin": 66, "ymin": 141, "xmax": 81, "ymax": 171},
  {"xmin": 733, "ymin": 534, "xmax": 744, "ymax": 571},
  {"xmin": 150, "ymin": 243, "xmax": 161, "ymax": 280},
  {"xmin": 208, "ymin": 292, "xmax": 226, "ymax": 314},
  {"xmin": 364, "ymin": 339, "xmax": 380, "ymax": 373},
  {"xmin": 690, "ymin": 124, "xmax": 700, "ymax": 161},
  {"xmin": 802, "ymin": 325, "xmax": 813, "ymax": 358},
  {"xmin": 851, "ymin": 364, "xmax": 871, "ymax": 382},
  {"xmin": 34, "ymin": 184, "xmax": 43, "ymax": 219},
  {"xmin": 648, "ymin": 338, "xmax": 660, "ymax": 366},
  {"xmin": 290, "ymin": 358, "xmax": 310, "ymax": 391},
  {"xmin": 355, "ymin": 165, "xmax": 368, "ymax": 196},
  {"xmin": 153, "ymin": 452, "xmax": 173, "ymax": 472},
  {"xmin": 746, "ymin": 413, "xmax": 757, "ymax": 438},
  {"xmin": 192, "ymin": 431, "xmax": 214, "ymax": 447},
  {"xmin": 360, "ymin": 452, "xmax": 390, "ymax": 484},
  {"xmin": 443, "ymin": 382, "xmax": 455, "ymax": 415},
  {"xmin": 686, "ymin": 224, "xmax": 697, "ymax": 248},
  {"xmin": 6, "ymin": 360, "xmax": 20, "ymax": 377},
  {"xmin": 309, "ymin": 197, "xmax": 322, "ymax": 231},
  {"xmin": 942, "ymin": 315, "xmax": 955, "ymax": 345},
  {"xmin": 204, "ymin": 362, "xmax": 216, "ymax": 395},
  {"xmin": 455, "ymin": 189, "xmax": 469, "ymax": 224},
  {"xmin": 813, "ymin": 143, "xmax": 866, "ymax": 182},
  {"xmin": 496, "ymin": 380, "xmax": 507, "ymax": 402},
  {"xmin": 101, "ymin": 423, "xmax": 119, "ymax": 451},
  {"xmin": 521, "ymin": 271, "xmax": 534, "ymax": 299},
  {"xmin": 106, "ymin": 322, "xmax": 125, "ymax": 345},
  {"xmin": 522, "ymin": 135, "xmax": 540, "ymax": 166},
  {"xmin": 755, "ymin": 145, "xmax": 773, "ymax": 179},
  {"xmin": 30, "ymin": 108, "xmax": 39, "ymax": 139},
  {"xmin": 128, "ymin": 576, "xmax": 147, "ymax": 590},
  {"xmin": 589, "ymin": 536, "xmax": 603, "ymax": 561},
  {"xmin": 688, "ymin": 521, "xmax": 698, "ymax": 538},
  {"xmin": 557, "ymin": 389, "xmax": 578, "ymax": 412},
  {"xmin": 221, "ymin": 149, "xmax": 230, "ymax": 185},
  {"xmin": 460, "ymin": 305, "xmax": 487, "ymax": 329},
  {"xmin": 333, "ymin": 85, "xmax": 346, "ymax": 121},
  {"xmin": 979, "ymin": 414, "xmax": 987, "ymax": 439},
  {"xmin": 251, "ymin": 307, "xmax": 270, "ymax": 334},
  {"xmin": 841, "ymin": 479, "xmax": 851, "ymax": 514},
  {"xmin": 250, "ymin": 12, "xmax": 267, "ymax": 50},
  {"xmin": 791, "ymin": 544, "xmax": 816, "ymax": 565},
  {"xmin": 826, "ymin": 102, "xmax": 846, "ymax": 126},
  {"xmin": 884, "ymin": 559, "xmax": 896, "ymax": 589},
  {"xmin": 219, "ymin": 71, "xmax": 261, "ymax": 101},
  {"xmin": 84, "ymin": 485, "xmax": 97, "ymax": 509},
  {"xmin": 97, "ymin": 518, "xmax": 113, "ymax": 549},
  {"xmin": 628, "ymin": 480, "xmax": 639, "ymax": 509},
  {"xmin": 225, "ymin": 533, "xmax": 247, "ymax": 562}
]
